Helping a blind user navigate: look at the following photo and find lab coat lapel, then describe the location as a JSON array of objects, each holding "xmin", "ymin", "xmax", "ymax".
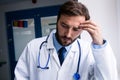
[
  {"xmin": 58, "ymin": 40, "xmax": 79, "ymax": 80},
  {"xmin": 62, "ymin": 40, "xmax": 79, "ymax": 67},
  {"xmin": 52, "ymin": 50, "xmax": 61, "ymax": 67},
  {"xmin": 46, "ymin": 30, "xmax": 60, "ymax": 67}
]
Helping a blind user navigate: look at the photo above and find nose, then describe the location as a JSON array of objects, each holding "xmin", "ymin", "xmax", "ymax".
[{"xmin": 65, "ymin": 29, "xmax": 72, "ymax": 38}]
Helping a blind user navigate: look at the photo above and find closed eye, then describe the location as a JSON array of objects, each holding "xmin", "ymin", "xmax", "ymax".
[
  {"xmin": 60, "ymin": 22, "xmax": 81, "ymax": 31},
  {"xmin": 60, "ymin": 22, "xmax": 69, "ymax": 29}
]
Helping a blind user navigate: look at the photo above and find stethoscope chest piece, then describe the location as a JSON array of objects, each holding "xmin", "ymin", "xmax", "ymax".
[{"xmin": 73, "ymin": 72, "xmax": 80, "ymax": 80}]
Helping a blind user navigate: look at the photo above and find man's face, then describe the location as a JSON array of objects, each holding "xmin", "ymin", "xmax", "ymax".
[{"xmin": 56, "ymin": 15, "xmax": 85, "ymax": 46}]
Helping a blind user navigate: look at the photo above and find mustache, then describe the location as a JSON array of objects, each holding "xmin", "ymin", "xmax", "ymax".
[{"xmin": 62, "ymin": 36, "xmax": 72, "ymax": 40}]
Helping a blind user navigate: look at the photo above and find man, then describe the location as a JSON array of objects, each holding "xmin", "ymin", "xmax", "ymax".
[{"xmin": 14, "ymin": 0, "xmax": 118, "ymax": 80}]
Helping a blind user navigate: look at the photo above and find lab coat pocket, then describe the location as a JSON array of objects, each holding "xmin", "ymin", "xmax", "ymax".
[{"xmin": 36, "ymin": 66, "xmax": 51, "ymax": 80}]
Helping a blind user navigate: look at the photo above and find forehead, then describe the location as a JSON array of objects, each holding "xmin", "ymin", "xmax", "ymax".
[{"xmin": 59, "ymin": 15, "xmax": 85, "ymax": 25}]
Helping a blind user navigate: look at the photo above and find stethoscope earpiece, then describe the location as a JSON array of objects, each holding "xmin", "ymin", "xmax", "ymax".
[
  {"xmin": 37, "ymin": 66, "xmax": 40, "ymax": 68},
  {"xmin": 37, "ymin": 66, "xmax": 49, "ymax": 69},
  {"xmin": 45, "ymin": 67, "xmax": 49, "ymax": 69}
]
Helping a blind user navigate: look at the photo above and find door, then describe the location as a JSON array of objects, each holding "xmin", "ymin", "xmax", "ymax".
[{"xmin": 6, "ymin": 5, "xmax": 60, "ymax": 80}]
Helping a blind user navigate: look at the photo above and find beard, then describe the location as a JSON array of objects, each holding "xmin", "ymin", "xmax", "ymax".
[{"xmin": 55, "ymin": 28, "xmax": 77, "ymax": 46}]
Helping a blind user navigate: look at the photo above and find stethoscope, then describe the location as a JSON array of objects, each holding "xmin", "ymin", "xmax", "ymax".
[{"xmin": 37, "ymin": 35, "xmax": 81, "ymax": 80}]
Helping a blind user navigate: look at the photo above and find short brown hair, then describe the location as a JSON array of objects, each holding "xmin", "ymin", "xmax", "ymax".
[{"xmin": 57, "ymin": 0, "xmax": 90, "ymax": 22}]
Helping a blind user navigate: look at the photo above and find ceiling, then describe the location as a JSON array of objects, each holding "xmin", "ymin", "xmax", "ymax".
[{"xmin": 0, "ymin": 0, "xmax": 30, "ymax": 5}]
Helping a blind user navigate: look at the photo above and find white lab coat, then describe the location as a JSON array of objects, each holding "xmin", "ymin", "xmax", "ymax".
[{"xmin": 14, "ymin": 30, "xmax": 118, "ymax": 80}]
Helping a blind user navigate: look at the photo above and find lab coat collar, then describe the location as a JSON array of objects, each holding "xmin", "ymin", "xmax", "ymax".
[
  {"xmin": 47, "ymin": 29, "xmax": 56, "ymax": 49},
  {"xmin": 70, "ymin": 39, "xmax": 79, "ymax": 52}
]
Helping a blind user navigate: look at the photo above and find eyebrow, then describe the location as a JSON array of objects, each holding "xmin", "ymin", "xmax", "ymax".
[{"xmin": 61, "ymin": 21, "xmax": 80, "ymax": 28}]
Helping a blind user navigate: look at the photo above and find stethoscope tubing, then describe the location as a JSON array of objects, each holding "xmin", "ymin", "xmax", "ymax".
[
  {"xmin": 37, "ymin": 47, "xmax": 50, "ymax": 69},
  {"xmin": 37, "ymin": 35, "xmax": 81, "ymax": 80},
  {"xmin": 77, "ymin": 40, "xmax": 81, "ymax": 73},
  {"xmin": 37, "ymin": 35, "xmax": 50, "ymax": 69}
]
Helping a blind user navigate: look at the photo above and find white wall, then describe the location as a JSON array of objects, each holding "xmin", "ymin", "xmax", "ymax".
[
  {"xmin": 117, "ymin": 0, "xmax": 120, "ymax": 78},
  {"xmin": 0, "ymin": 0, "xmax": 68, "ymax": 80},
  {"xmin": 79, "ymin": 0, "xmax": 120, "ymax": 78},
  {"xmin": 117, "ymin": 0, "xmax": 120, "ymax": 57}
]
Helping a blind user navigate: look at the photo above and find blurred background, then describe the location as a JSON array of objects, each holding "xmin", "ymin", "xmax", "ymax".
[{"xmin": 0, "ymin": 0, "xmax": 120, "ymax": 80}]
